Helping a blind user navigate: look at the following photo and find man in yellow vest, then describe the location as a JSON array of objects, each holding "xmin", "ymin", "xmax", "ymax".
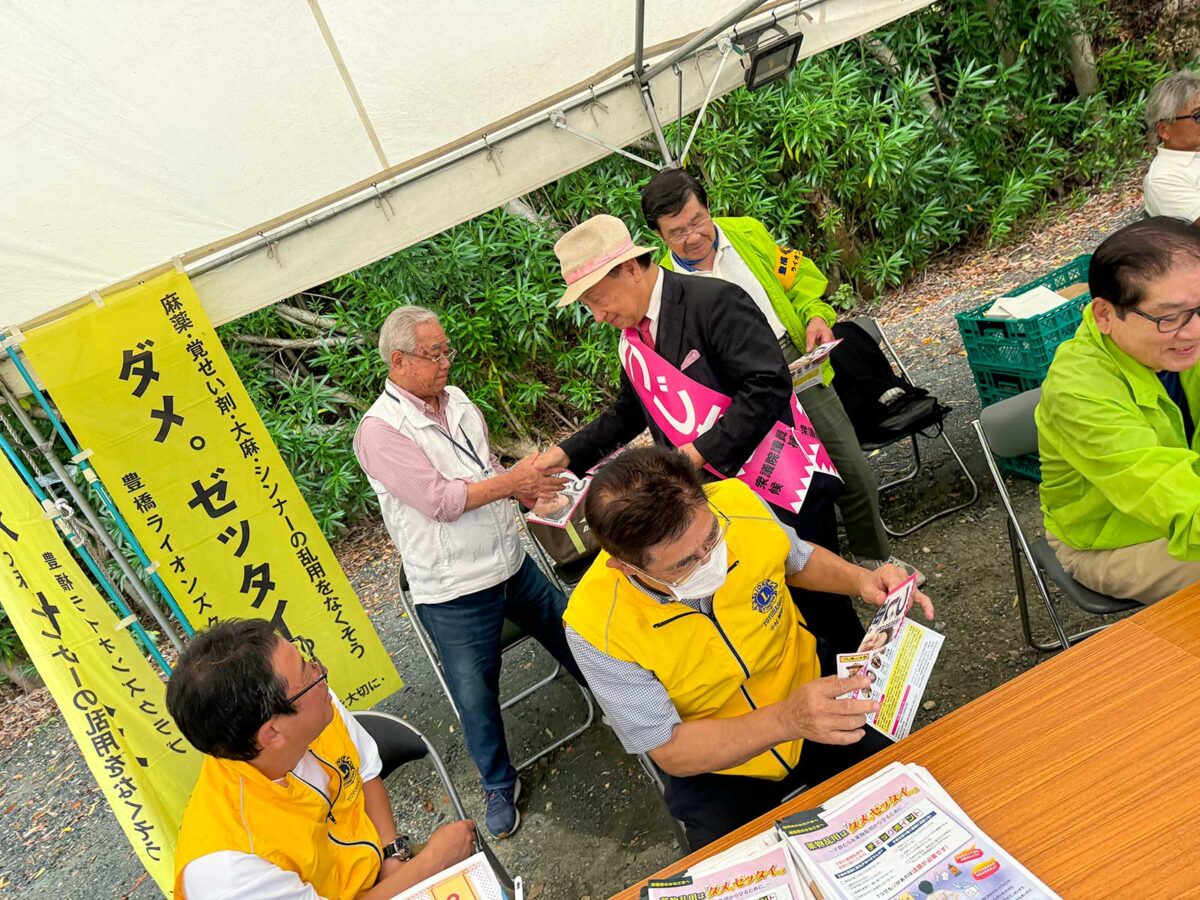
[
  {"xmin": 563, "ymin": 447, "xmax": 934, "ymax": 848},
  {"xmin": 168, "ymin": 618, "xmax": 476, "ymax": 899}
]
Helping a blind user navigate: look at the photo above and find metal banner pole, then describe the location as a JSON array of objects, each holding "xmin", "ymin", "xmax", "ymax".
[
  {"xmin": 0, "ymin": 386, "xmax": 186, "ymax": 651},
  {"xmin": 0, "ymin": 372, "xmax": 191, "ymax": 645},
  {"xmin": 0, "ymin": 427, "xmax": 173, "ymax": 674}
]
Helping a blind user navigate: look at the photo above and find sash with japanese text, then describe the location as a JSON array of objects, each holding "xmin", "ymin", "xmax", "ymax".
[
  {"xmin": 21, "ymin": 271, "xmax": 401, "ymax": 709},
  {"xmin": 0, "ymin": 453, "xmax": 201, "ymax": 896}
]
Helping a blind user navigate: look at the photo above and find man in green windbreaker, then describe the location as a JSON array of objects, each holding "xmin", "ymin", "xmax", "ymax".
[
  {"xmin": 640, "ymin": 168, "xmax": 920, "ymax": 585},
  {"xmin": 1037, "ymin": 216, "xmax": 1200, "ymax": 603}
]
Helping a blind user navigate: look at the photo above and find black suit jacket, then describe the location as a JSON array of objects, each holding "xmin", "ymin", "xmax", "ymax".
[{"xmin": 561, "ymin": 268, "xmax": 793, "ymax": 478}]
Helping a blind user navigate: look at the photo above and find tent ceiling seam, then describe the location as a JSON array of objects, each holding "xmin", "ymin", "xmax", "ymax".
[{"xmin": 306, "ymin": 0, "xmax": 389, "ymax": 170}]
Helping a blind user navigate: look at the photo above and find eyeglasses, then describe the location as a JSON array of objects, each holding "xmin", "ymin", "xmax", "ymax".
[
  {"xmin": 1125, "ymin": 304, "xmax": 1200, "ymax": 334},
  {"xmin": 663, "ymin": 213, "xmax": 712, "ymax": 244},
  {"xmin": 406, "ymin": 347, "xmax": 457, "ymax": 366},
  {"xmin": 1164, "ymin": 108, "xmax": 1200, "ymax": 126},
  {"xmin": 624, "ymin": 507, "xmax": 731, "ymax": 588},
  {"xmin": 286, "ymin": 636, "xmax": 328, "ymax": 706}
]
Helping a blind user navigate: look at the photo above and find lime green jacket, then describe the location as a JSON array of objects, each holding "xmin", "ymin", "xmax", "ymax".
[
  {"xmin": 659, "ymin": 216, "xmax": 836, "ymax": 385},
  {"xmin": 1037, "ymin": 304, "xmax": 1200, "ymax": 560}
]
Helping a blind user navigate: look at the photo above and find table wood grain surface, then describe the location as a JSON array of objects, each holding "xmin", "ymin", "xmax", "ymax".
[{"xmin": 610, "ymin": 582, "xmax": 1200, "ymax": 899}]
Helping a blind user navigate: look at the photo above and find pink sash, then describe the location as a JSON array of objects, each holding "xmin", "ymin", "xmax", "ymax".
[{"xmin": 619, "ymin": 330, "xmax": 840, "ymax": 514}]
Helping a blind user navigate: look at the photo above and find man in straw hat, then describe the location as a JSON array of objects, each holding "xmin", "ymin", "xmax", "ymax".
[{"xmin": 537, "ymin": 214, "xmax": 866, "ymax": 651}]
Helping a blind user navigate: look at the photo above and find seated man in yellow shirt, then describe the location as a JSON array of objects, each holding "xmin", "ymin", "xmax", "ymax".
[
  {"xmin": 167, "ymin": 618, "xmax": 476, "ymax": 899},
  {"xmin": 563, "ymin": 447, "xmax": 934, "ymax": 848}
]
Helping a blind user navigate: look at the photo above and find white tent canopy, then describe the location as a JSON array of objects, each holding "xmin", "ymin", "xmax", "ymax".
[{"xmin": 1, "ymin": 0, "xmax": 933, "ymax": 335}]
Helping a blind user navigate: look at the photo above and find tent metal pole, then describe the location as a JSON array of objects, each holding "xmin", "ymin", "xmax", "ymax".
[
  {"xmin": 640, "ymin": 0, "xmax": 769, "ymax": 85},
  {"xmin": 549, "ymin": 111, "xmax": 663, "ymax": 171},
  {"xmin": 634, "ymin": 0, "xmax": 647, "ymax": 76},
  {"xmin": 638, "ymin": 82, "xmax": 676, "ymax": 166},
  {"xmin": 680, "ymin": 40, "xmax": 733, "ymax": 163},
  {"xmin": 0, "ymin": 382, "xmax": 186, "ymax": 653},
  {"xmin": 0, "ymin": 348, "xmax": 194, "ymax": 639},
  {"xmin": 0, "ymin": 424, "xmax": 173, "ymax": 674}
]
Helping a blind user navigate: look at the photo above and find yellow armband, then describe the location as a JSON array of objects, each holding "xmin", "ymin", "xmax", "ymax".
[{"xmin": 774, "ymin": 246, "xmax": 806, "ymax": 292}]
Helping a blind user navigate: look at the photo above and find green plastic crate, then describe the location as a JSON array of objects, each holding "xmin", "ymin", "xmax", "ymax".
[
  {"xmin": 973, "ymin": 364, "xmax": 1044, "ymax": 405},
  {"xmin": 998, "ymin": 452, "xmax": 1042, "ymax": 482},
  {"xmin": 956, "ymin": 255, "xmax": 1092, "ymax": 373}
]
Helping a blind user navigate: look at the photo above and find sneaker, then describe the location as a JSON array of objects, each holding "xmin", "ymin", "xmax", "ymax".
[
  {"xmin": 484, "ymin": 777, "xmax": 522, "ymax": 839},
  {"xmin": 854, "ymin": 555, "xmax": 926, "ymax": 588}
]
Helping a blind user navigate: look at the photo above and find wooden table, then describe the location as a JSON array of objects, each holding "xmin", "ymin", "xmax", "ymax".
[{"xmin": 612, "ymin": 582, "xmax": 1200, "ymax": 899}]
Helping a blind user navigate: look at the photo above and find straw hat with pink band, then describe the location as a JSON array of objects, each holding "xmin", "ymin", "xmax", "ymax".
[{"xmin": 554, "ymin": 215, "xmax": 656, "ymax": 307}]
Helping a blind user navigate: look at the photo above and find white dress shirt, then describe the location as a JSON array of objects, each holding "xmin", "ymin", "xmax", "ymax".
[
  {"xmin": 672, "ymin": 225, "xmax": 787, "ymax": 339},
  {"xmin": 1144, "ymin": 146, "xmax": 1200, "ymax": 222}
]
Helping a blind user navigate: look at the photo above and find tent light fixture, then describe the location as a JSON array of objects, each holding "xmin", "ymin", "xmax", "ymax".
[{"xmin": 743, "ymin": 27, "xmax": 804, "ymax": 91}]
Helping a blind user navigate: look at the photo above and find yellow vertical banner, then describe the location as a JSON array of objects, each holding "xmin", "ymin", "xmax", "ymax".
[
  {"xmin": 21, "ymin": 270, "xmax": 401, "ymax": 708},
  {"xmin": 0, "ymin": 453, "xmax": 201, "ymax": 896}
]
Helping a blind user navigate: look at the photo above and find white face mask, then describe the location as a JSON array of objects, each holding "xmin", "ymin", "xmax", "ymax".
[{"xmin": 668, "ymin": 537, "xmax": 729, "ymax": 601}]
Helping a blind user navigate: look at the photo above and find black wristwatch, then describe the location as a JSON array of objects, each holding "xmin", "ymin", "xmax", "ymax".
[{"xmin": 382, "ymin": 835, "xmax": 413, "ymax": 861}]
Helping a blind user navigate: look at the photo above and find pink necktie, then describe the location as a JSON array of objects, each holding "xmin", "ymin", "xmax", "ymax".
[{"xmin": 637, "ymin": 316, "xmax": 655, "ymax": 350}]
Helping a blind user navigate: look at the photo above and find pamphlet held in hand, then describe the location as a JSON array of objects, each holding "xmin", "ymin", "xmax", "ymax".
[{"xmin": 836, "ymin": 575, "xmax": 943, "ymax": 740}]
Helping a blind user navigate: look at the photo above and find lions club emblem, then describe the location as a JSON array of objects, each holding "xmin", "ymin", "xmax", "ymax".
[
  {"xmin": 751, "ymin": 579, "xmax": 778, "ymax": 613},
  {"xmin": 337, "ymin": 754, "xmax": 362, "ymax": 801}
]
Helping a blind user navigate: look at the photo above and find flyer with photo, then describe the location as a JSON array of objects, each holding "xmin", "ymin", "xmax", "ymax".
[
  {"xmin": 777, "ymin": 765, "xmax": 1059, "ymax": 900},
  {"xmin": 837, "ymin": 576, "xmax": 944, "ymax": 740},
  {"xmin": 647, "ymin": 844, "xmax": 806, "ymax": 900},
  {"xmin": 524, "ymin": 473, "xmax": 589, "ymax": 529},
  {"xmin": 789, "ymin": 339, "xmax": 843, "ymax": 393},
  {"xmin": 392, "ymin": 851, "xmax": 506, "ymax": 900}
]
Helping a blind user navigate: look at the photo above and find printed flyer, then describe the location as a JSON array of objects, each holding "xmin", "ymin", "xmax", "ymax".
[
  {"xmin": 837, "ymin": 576, "xmax": 943, "ymax": 740},
  {"xmin": 777, "ymin": 764, "xmax": 1059, "ymax": 900},
  {"xmin": 647, "ymin": 844, "xmax": 806, "ymax": 900}
]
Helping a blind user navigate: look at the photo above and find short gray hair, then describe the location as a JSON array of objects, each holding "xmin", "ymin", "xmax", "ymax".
[
  {"xmin": 378, "ymin": 305, "xmax": 440, "ymax": 364},
  {"xmin": 1146, "ymin": 71, "xmax": 1200, "ymax": 143}
]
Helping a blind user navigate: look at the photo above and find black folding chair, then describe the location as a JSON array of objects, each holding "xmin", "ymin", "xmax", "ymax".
[
  {"xmin": 844, "ymin": 316, "xmax": 979, "ymax": 536},
  {"xmin": 972, "ymin": 388, "xmax": 1139, "ymax": 650},
  {"xmin": 352, "ymin": 710, "xmax": 514, "ymax": 891}
]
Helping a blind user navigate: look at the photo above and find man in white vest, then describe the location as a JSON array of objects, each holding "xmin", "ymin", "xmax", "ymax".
[{"xmin": 354, "ymin": 305, "xmax": 584, "ymax": 840}]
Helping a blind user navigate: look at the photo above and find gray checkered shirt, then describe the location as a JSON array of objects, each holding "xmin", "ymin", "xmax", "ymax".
[{"xmin": 565, "ymin": 503, "xmax": 812, "ymax": 755}]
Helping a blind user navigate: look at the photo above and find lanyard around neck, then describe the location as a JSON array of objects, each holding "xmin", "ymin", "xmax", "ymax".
[{"xmin": 384, "ymin": 388, "xmax": 487, "ymax": 471}]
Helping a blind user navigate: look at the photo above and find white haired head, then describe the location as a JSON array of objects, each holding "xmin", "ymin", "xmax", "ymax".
[
  {"xmin": 1146, "ymin": 71, "xmax": 1200, "ymax": 144},
  {"xmin": 378, "ymin": 305, "xmax": 440, "ymax": 365}
]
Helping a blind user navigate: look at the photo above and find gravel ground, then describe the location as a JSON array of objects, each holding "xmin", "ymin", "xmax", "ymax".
[{"xmin": 0, "ymin": 171, "xmax": 1148, "ymax": 899}]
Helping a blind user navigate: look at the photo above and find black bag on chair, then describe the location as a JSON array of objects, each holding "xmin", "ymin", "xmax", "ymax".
[{"xmin": 829, "ymin": 321, "xmax": 950, "ymax": 446}]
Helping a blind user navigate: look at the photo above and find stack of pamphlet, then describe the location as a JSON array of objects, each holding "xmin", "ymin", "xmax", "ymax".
[
  {"xmin": 646, "ymin": 834, "xmax": 805, "ymax": 899},
  {"xmin": 776, "ymin": 763, "xmax": 1059, "ymax": 899}
]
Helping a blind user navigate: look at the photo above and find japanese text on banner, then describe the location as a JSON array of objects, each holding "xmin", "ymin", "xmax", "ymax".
[
  {"xmin": 0, "ymin": 454, "xmax": 201, "ymax": 896},
  {"xmin": 21, "ymin": 271, "xmax": 401, "ymax": 709}
]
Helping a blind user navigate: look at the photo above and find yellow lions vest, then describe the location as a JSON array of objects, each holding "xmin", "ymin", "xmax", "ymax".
[
  {"xmin": 173, "ymin": 706, "xmax": 381, "ymax": 899},
  {"xmin": 564, "ymin": 479, "xmax": 819, "ymax": 780}
]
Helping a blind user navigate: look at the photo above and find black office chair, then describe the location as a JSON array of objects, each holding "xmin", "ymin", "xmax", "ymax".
[
  {"xmin": 972, "ymin": 388, "xmax": 1140, "ymax": 650},
  {"xmin": 840, "ymin": 317, "xmax": 979, "ymax": 536},
  {"xmin": 352, "ymin": 710, "xmax": 514, "ymax": 891}
]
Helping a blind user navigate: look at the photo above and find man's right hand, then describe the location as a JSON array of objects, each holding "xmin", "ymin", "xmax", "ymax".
[
  {"xmin": 507, "ymin": 452, "xmax": 566, "ymax": 501},
  {"xmin": 776, "ymin": 675, "xmax": 879, "ymax": 745},
  {"xmin": 421, "ymin": 819, "xmax": 477, "ymax": 869},
  {"xmin": 534, "ymin": 445, "xmax": 569, "ymax": 471}
]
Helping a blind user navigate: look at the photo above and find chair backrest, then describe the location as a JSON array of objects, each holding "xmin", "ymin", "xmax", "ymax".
[
  {"xmin": 352, "ymin": 710, "xmax": 430, "ymax": 780},
  {"xmin": 847, "ymin": 315, "xmax": 882, "ymax": 345},
  {"xmin": 978, "ymin": 388, "xmax": 1042, "ymax": 459}
]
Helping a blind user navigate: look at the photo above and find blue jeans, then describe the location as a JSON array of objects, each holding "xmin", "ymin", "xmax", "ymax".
[{"xmin": 415, "ymin": 555, "xmax": 585, "ymax": 791}]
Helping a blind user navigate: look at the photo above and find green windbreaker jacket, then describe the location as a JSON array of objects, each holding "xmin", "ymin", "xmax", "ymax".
[{"xmin": 1037, "ymin": 304, "xmax": 1200, "ymax": 560}]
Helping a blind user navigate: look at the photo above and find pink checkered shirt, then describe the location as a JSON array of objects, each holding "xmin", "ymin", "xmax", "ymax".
[{"xmin": 353, "ymin": 383, "xmax": 500, "ymax": 523}]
